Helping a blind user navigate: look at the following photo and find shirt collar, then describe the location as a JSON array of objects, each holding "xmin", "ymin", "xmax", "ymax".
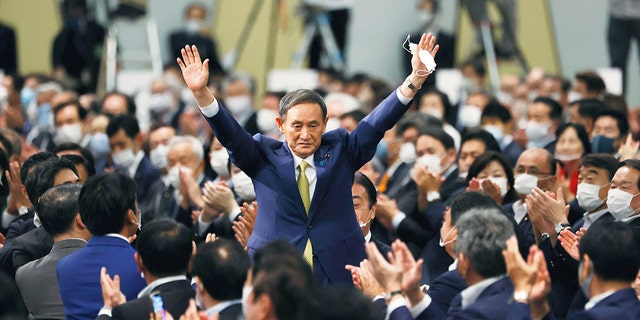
[
  {"xmin": 584, "ymin": 289, "xmax": 616, "ymax": 310},
  {"xmin": 364, "ymin": 231, "xmax": 372, "ymax": 243},
  {"xmin": 583, "ymin": 208, "xmax": 609, "ymax": 229},
  {"xmin": 448, "ymin": 259, "xmax": 458, "ymax": 271},
  {"xmin": 205, "ymin": 299, "xmax": 242, "ymax": 316},
  {"xmin": 137, "ymin": 275, "xmax": 189, "ymax": 298},
  {"xmin": 293, "ymin": 153, "xmax": 315, "ymax": 170},
  {"xmin": 512, "ymin": 200, "xmax": 528, "ymax": 224},
  {"xmin": 128, "ymin": 151, "xmax": 145, "ymax": 177},
  {"xmin": 622, "ymin": 214, "xmax": 640, "ymax": 223},
  {"xmin": 385, "ymin": 159, "xmax": 403, "ymax": 177},
  {"xmin": 105, "ymin": 233, "xmax": 130, "ymax": 243},
  {"xmin": 460, "ymin": 275, "xmax": 505, "ymax": 309}
]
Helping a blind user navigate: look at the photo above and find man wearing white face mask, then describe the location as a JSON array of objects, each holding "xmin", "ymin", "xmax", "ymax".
[
  {"xmin": 525, "ymin": 97, "xmax": 562, "ymax": 153},
  {"xmin": 507, "ymin": 148, "xmax": 557, "ymax": 250},
  {"xmin": 191, "ymin": 239, "xmax": 249, "ymax": 320},
  {"xmin": 607, "ymin": 159, "xmax": 640, "ymax": 225},
  {"xmin": 221, "ymin": 72, "xmax": 260, "ymax": 135},
  {"xmin": 52, "ymin": 101, "xmax": 89, "ymax": 149},
  {"xmin": 107, "ymin": 115, "xmax": 161, "ymax": 209},
  {"xmin": 256, "ymin": 91, "xmax": 285, "ymax": 139},
  {"xmin": 145, "ymin": 77, "xmax": 184, "ymax": 129},
  {"xmin": 139, "ymin": 125, "xmax": 177, "ymax": 224}
]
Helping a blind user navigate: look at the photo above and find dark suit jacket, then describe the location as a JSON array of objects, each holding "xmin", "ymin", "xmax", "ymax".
[
  {"xmin": 440, "ymin": 168, "xmax": 465, "ymax": 205},
  {"xmin": 15, "ymin": 238, "xmax": 86, "ymax": 320},
  {"xmin": 57, "ymin": 235, "xmax": 147, "ymax": 320},
  {"xmin": 204, "ymin": 91, "xmax": 411, "ymax": 285},
  {"xmin": 216, "ymin": 303, "xmax": 242, "ymax": 320},
  {"xmin": 502, "ymin": 140, "xmax": 523, "ymax": 167},
  {"xmin": 503, "ymin": 202, "xmax": 535, "ymax": 253},
  {"xmin": 169, "ymin": 31, "xmax": 225, "ymax": 76},
  {"xmin": 0, "ymin": 23, "xmax": 17, "ymax": 74},
  {"xmin": 427, "ymin": 269, "xmax": 467, "ymax": 315},
  {"xmin": 96, "ymin": 279, "xmax": 195, "ymax": 320},
  {"xmin": 11, "ymin": 226, "xmax": 54, "ymax": 273},
  {"xmin": 445, "ymin": 277, "xmax": 514, "ymax": 319},
  {"xmin": 371, "ymin": 235, "xmax": 392, "ymax": 259},
  {"xmin": 134, "ymin": 156, "xmax": 162, "ymax": 206},
  {"xmin": 384, "ymin": 161, "xmax": 418, "ymax": 216}
]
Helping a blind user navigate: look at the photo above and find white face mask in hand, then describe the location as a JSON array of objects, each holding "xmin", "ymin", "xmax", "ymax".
[{"xmin": 402, "ymin": 35, "xmax": 437, "ymax": 76}]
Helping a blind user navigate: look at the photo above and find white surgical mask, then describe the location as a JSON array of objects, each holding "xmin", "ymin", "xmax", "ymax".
[
  {"xmin": 554, "ymin": 153, "xmax": 582, "ymax": 162},
  {"xmin": 112, "ymin": 148, "xmax": 136, "ymax": 169},
  {"xmin": 526, "ymin": 121, "xmax": 551, "ymax": 143},
  {"xmin": 483, "ymin": 125, "xmax": 503, "ymax": 143},
  {"xmin": 88, "ymin": 132, "xmax": 111, "ymax": 159},
  {"xmin": 210, "ymin": 149, "xmax": 231, "ymax": 179},
  {"xmin": 225, "ymin": 95, "xmax": 252, "ymax": 117},
  {"xmin": 423, "ymin": 108, "xmax": 443, "ymax": 120},
  {"xmin": 514, "ymin": 174, "xmax": 539, "ymax": 195},
  {"xmin": 416, "ymin": 154, "xmax": 444, "ymax": 174},
  {"xmin": 439, "ymin": 226, "xmax": 456, "ymax": 247},
  {"xmin": 417, "ymin": 10, "xmax": 434, "ymax": 25},
  {"xmin": 256, "ymin": 109, "xmax": 279, "ymax": 133},
  {"xmin": 576, "ymin": 183, "xmax": 606, "ymax": 212},
  {"xmin": 232, "ymin": 171, "xmax": 255, "ymax": 201},
  {"xmin": 242, "ymin": 285, "xmax": 253, "ymax": 317},
  {"xmin": 168, "ymin": 166, "xmax": 193, "ymax": 190},
  {"xmin": 325, "ymin": 117, "xmax": 340, "ymax": 132},
  {"xmin": 399, "ymin": 142, "xmax": 416, "ymax": 163},
  {"xmin": 184, "ymin": 19, "xmax": 202, "ymax": 33},
  {"xmin": 53, "ymin": 123, "xmax": 83, "ymax": 145},
  {"xmin": 148, "ymin": 92, "xmax": 173, "ymax": 112},
  {"xmin": 607, "ymin": 188, "xmax": 640, "ymax": 220},
  {"xmin": 150, "ymin": 144, "xmax": 169, "ymax": 170},
  {"xmin": 459, "ymin": 171, "xmax": 468, "ymax": 179},
  {"xmin": 487, "ymin": 177, "xmax": 509, "ymax": 197},
  {"xmin": 459, "ymin": 105, "xmax": 482, "ymax": 128}
]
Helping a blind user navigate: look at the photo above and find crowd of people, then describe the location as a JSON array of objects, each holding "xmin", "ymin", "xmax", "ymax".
[{"xmin": 2, "ymin": 1, "xmax": 640, "ymax": 320}]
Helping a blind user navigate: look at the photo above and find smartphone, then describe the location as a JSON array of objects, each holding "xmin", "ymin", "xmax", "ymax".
[{"xmin": 150, "ymin": 291, "xmax": 166, "ymax": 320}]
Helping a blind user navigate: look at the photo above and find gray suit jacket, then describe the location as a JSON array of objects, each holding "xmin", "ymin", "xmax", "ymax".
[{"xmin": 15, "ymin": 238, "xmax": 87, "ymax": 320}]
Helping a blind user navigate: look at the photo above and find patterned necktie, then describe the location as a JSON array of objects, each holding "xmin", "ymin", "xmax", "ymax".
[{"xmin": 297, "ymin": 161, "xmax": 313, "ymax": 268}]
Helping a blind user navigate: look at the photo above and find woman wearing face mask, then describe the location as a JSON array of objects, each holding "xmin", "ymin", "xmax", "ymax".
[
  {"xmin": 416, "ymin": 89, "xmax": 461, "ymax": 150},
  {"xmin": 555, "ymin": 123, "xmax": 591, "ymax": 202},
  {"xmin": 465, "ymin": 151, "xmax": 518, "ymax": 206}
]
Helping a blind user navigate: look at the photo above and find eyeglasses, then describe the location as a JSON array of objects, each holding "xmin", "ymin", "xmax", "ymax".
[{"xmin": 513, "ymin": 167, "xmax": 553, "ymax": 178}]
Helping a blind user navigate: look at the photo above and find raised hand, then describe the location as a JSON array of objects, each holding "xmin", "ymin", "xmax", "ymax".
[
  {"xmin": 364, "ymin": 241, "xmax": 403, "ymax": 293},
  {"xmin": 410, "ymin": 33, "xmax": 439, "ymax": 79},
  {"xmin": 177, "ymin": 45, "xmax": 214, "ymax": 107},
  {"xmin": 618, "ymin": 134, "xmax": 640, "ymax": 161}
]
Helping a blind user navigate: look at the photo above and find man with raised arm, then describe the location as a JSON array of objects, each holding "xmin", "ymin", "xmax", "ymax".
[{"xmin": 177, "ymin": 33, "xmax": 439, "ymax": 285}]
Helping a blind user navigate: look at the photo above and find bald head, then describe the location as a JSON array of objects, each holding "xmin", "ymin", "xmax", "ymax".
[{"xmin": 514, "ymin": 148, "xmax": 557, "ymax": 193}]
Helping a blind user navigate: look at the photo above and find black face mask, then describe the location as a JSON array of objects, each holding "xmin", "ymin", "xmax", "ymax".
[{"xmin": 590, "ymin": 135, "xmax": 616, "ymax": 154}]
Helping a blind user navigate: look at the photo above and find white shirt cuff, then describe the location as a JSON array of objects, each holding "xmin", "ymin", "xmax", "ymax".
[
  {"xmin": 410, "ymin": 294, "xmax": 432, "ymax": 318},
  {"xmin": 385, "ymin": 296, "xmax": 407, "ymax": 320},
  {"xmin": 198, "ymin": 215, "xmax": 215, "ymax": 235},
  {"xmin": 98, "ymin": 306, "xmax": 113, "ymax": 317},
  {"xmin": 229, "ymin": 207, "xmax": 242, "ymax": 222},
  {"xmin": 395, "ymin": 88, "xmax": 412, "ymax": 105},
  {"xmin": 391, "ymin": 212, "xmax": 407, "ymax": 230},
  {"xmin": 2, "ymin": 210, "xmax": 17, "ymax": 229},
  {"xmin": 199, "ymin": 100, "xmax": 220, "ymax": 118}
]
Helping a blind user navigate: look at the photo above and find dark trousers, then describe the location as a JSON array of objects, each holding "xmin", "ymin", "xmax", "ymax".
[{"xmin": 608, "ymin": 16, "xmax": 640, "ymax": 94}]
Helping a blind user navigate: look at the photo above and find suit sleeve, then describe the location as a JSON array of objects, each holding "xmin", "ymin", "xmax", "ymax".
[
  {"xmin": 347, "ymin": 90, "xmax": 411, "ymax": 170},
  {"xmin": 201, "ymin": 102, "xmax": 265, "ymax": 177}
]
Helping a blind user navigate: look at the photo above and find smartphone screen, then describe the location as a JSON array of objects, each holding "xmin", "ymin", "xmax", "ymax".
[{"xmin": 150, "ymin": 291, "xmax": 165, "ymax": 319}]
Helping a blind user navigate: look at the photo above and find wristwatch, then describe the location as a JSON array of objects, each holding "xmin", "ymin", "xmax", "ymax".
[
  {"xmin": 426, "ymin": 191, "xmax": 441, "ymax": 202},
  {"xmin": 555, "ymin": 222, "xmax": 571, "ymax": 234},
  {"xmin": 384, "ymin": 290, "xmax": 404, "ymax": 301},
  {"xmin": 513, "ymin": 290, "xmax": 529, "ymax": 303},
  {"xmin": 405, "ymin": 77, "xmax": 421, "ymax": 91}
]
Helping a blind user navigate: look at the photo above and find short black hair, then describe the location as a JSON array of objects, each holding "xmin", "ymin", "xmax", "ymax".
[
  {"xmin": 137, "ymin": 218, "xmax": 193, "ymax": 278},
  {"xmin": 465, "ymin": 151, "xmax": 518, "ymax": 203},
  {"xmin": 20, "ymin": 152, "xmax": 57, "ymax": 186},
  {"xmin": 418, "ymin": 127, "xmax": 455, "ymax": 151},
  {"xmin": 24, "ymin": 157, "xmax": 78, "ymax": 209},
  {"xmin": 0, "ymin": 133, "xmax": 13, "ymax": 159},
  {"xmin": 353, "ymin": 172, "xmax": 377, "ymax": 208},
  {"xmin": 397, "ymin": 113, "xmax": 427, "ymax": 137},
  {"xmin": 595, "ymin": 109, "xmax": 629, "ymax": 137},
  {"xmin": 460, "ymin": 128, "xmax": 501, "ymax": 154},
  {"xmin": 79, "ymin": 172, "xmax": 137, "ymax": 236},
  {"xmin": 449, "ymin": 191, "xmax": 499, "ymax": 226},
  {"xmin": 54, "ymin": 101, "xmax": 88, "ymax": 123},
  {"xmin": 339, "ymin": 110, "xmax": 366, "ymax": 123},
  {"xmin": 54, "ymin": 143, "xmax": 96, "ymax": 166},
  {"xmin": 573, "ymin": 99, "xmax": 607, "ymax": 122},
  {"xmin": 532, "ymin": 96, "xmax": 563, "ymax": 120},
  {"xmin": 481, "ymin": 100, "xmax": 512, "ymax": 123},
  {"xmin": 579, "ymin": 220, "xmax": 640, "ymax": 282},
  {"xmin": 555, "ymin": 123, "xmax": 592, "ymax": 155},
  {"xmin": 37, "ymin": 184, "xmax": 81, "ymax": 237},
  {"xmin": 580, "ymin": 154, "xmax": 618, "ymax": 180},
  {"xmin": 462, "ymin": 58, "xmax": 486, "ymax": 78},
  {"xmin": 192, "ymin": 239, "xmax": 249, "ymax": 301},
  {"xmin": 416, "ymin": 88, "xmax": 453, "ymax": 122},
  {"xmin": 61, "ymin": 154, "xmax": 96, "ymax": 177},
  {"xmin": 252, "ymin": 240, "xmax": 314, "ymax": 289},
  {"xmin": 106, "ymin": 114, "xmax": 140, "ymax": 139},
  {"xmin": 300, "ymin": 286, "xmax": 384, "ymax": 320},
  {"xmin": 575, "ymin": 71, "xmax": 606, "ymax": 95}
]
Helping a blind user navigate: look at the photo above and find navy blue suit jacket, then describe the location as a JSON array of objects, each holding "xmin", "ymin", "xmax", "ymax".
[
  {"xmin": 134, "ymin": 156, "xmax": 161, "ymax": 205},
  {"xmin": 57, "ymin": 235, "xmax": 146, "ymax": 320},
  {"xmin": 427, "ymin": 269, "xmax": 467, "ymax": 314},
  {"xmin": 203, "ymin": 91, "xmax": 411, "ymax": 285}
]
